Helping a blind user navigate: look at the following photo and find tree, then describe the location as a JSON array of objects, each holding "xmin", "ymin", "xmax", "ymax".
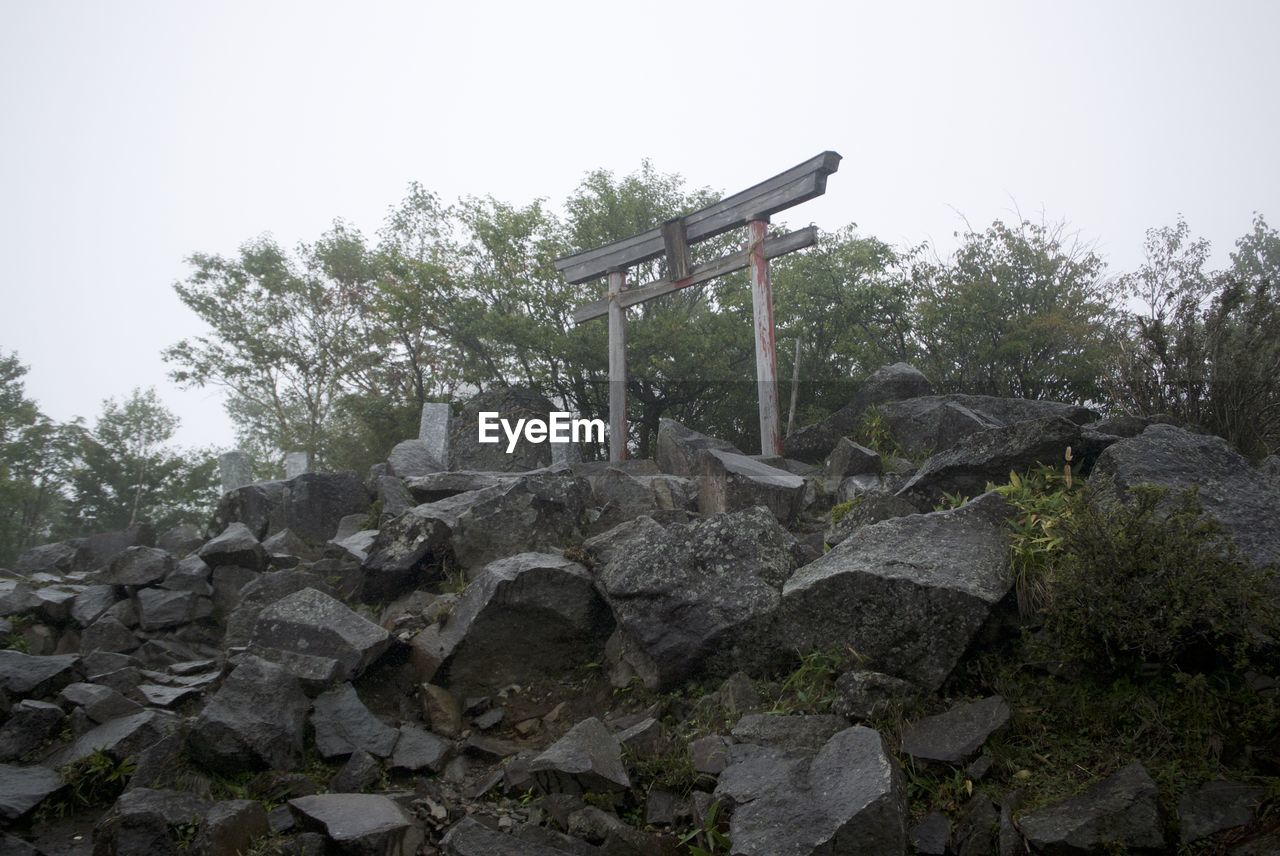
[
  {"xmin": 914, "ymin": 219, "xmax": 1117, "ymax": 403},
  {"xmin": 63, "ymin": 388, "xmax": 219, "ymax": 534}
]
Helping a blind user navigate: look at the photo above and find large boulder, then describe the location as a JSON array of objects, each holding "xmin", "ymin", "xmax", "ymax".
[
  {"xmin": 0, "ymin": 651, "xmax": 81, "ymax": 698},
  {"xmin": 656, "ymin": 418, "xmax": 741, "ymax": 477},
  {"xmin": 250, "ymin": 588, "xmax": 391, "ymax": 682},
  {"xmin": 714, "ymin": 725, "xmax": 907, "ymax": 855},
  {"xmin": 198, "ymin": 522, "xmax": 268, "ymax": 571},
  {"xmin": 901, "ymin": 695, "xmax": 1011, "ymax": 764},
  {"xmin": 592, "ymin": 508, "xmax": 800, "ymax": 689},
  {"xmin": 0, "ymin": 764, "xmax": 63, "ymax": 821},
  {"xmin": 1091, "ymin": 424, "xmax": 1280, "ymax": 571},
  {"xmin": 387, "ymin": 438, "xmax": 443, "ymax": 478},
  {"xmin": 784, "ymin": 363, "xmax": 935, "ymax": 462},
  {"xmin": 363, "ymin": 469, "xmax": 590, "ymax": 599},
  {"xmin": 529, "ymin": 717, "xmax": 630, "ymax": 795},
  {"xmin": 449, "ymin": 387, "xmax": 556, "ymax": 472},
  {"xmin": 93, "ymin": 788, "xmax": 212, "ymax": 856},
  {"xmin": 289, "ymin": 793, "xmax": 424, "ymax": 856},
  {"xmin": 311, "ymin": 683, "xmax": 399, "ymax": 760},
  {"xmin": 696, "ymin": 449, "xmax": 807, "ymax": 525},
  {"xmin": 408, "ymin": 552, "xmax": 612, "ymax": 693},
  {"xmin": 210, "ymin": 472, "xmax": 371, "ymax": 546},
  {"xmin": 100, "ymin": 546, "xmax": 175, "ymax": 586},
  {"xmin": 584, "ymin": 467, "xmax": 698, "ymax": 531},
  {"xmin": 1019, "ymin": 763, "xmax": 1165, "ymax": 854},
  {"xmin": 780, "ymin": 495, "xmax": 1013, "ymax": 691},
  {"xmin": 188, "ymin": 655, "xmax": 310, "ymax": 773},
  {"xmin": 898, "ymin": 415, "xmax": 1083, "ymax": 505}
]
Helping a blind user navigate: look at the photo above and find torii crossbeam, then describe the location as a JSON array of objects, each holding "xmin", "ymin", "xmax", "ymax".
[{"xmin": 558, "ymin": 151, "xmax": 842, "ymax": 461}]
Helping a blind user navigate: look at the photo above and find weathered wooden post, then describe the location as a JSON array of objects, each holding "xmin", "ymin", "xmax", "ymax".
[{"xmin": 557, "ymin": 152, "xmax": 841, "ymax": 458}]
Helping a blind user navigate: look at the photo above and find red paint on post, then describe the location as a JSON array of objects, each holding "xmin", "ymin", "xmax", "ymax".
[{"xmin": 748, "ymin": 219, "xmax": 782, "ymax": 456}]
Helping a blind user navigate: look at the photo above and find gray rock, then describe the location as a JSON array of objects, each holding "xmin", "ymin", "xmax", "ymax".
[
  {"xmin": 403, "ymin": 471, "xmax": 511, "ymax": 504},
  {"xmin": 387, "ymin": 438, "xmax": 443, "ymax": 478},
  {"xmin": 442, "ymin": 816, "xmax": 575, "ymax": 855},
  {"xmin": 94, "ymin": 787, "xmax": 212, "ymax": 856},
  {"xmin": 210, "ymin": 472, "xmax": 371, "ymax": 546},
  {"xmin": 188, "ymin": 655, "xmax": 310, "ymax": 773},
  {"xmin": 156, "ymin": 523, "xmax": 204, "ymax": 557},
  {"xmin": 288, "ymin": 793, "xmax": 424, "ymax": 856},
  {"xmin": 0, "ymin": 700, "xmax": 64, "ymax": 761},
  {"xmin": 408, "ymin": 552, "xmax": 611, "ymax": 693},
  {"xmin": 911, "ymin": 811, "xmax": 951, "ymax": 856},
  {"xmin": 825, "ymin": 493, "xmax": 921, "ymax": 548},
  {"xmin": 59, "ymin": 682, "xmax": 141, "ymax": 724},
  {"xmin": 311, "ymin": 684, "xmax": 398, "ymax": 760},
  {"xmin": 100, "ymin": 545, "xmax": 174, "ymax": 586},
  {"xmin": 250, "ymin": 588, "xmax": 390, "ymax": 682},
  {"xmin": 136, "ymin": 588, "xmax": 209, "ymax": 630},
  {"xmin": 1019, "ymin": 763, "xmax": 1165, "ymax": 854},
  {"xmin": 330, "ymin": 750, "xmax": 382, "ymax": 793},
  {"xmin": 70, "ymin": 585, "xmax": 122, "ymax": 627},
  {"xmin": 902, "ymin": 695, "xmax": 1011, "ymax": 764},
  {"xmin": 80, "ymin": 614, "xmax": 141, "ymax": 654},
  {"xmin": 222, "ymin": 569, "xmax": 336, "ymax": 648},
  {"xmin": 689, "ymin": 734, "xmax": 732, "ymax": 775},
  {"xmin": 784, "ymin": 362, "xmax": 936, "ymax": 463},
  {"xmin": 159, "ymin": 556, "xmax": 213, "ymax": 595},
  {"xmin": 199, "ymin": 522, "xmax": 268, "ymax": 571},
  {"xmin": 585, "ymin": 467, "xmax": 698, "ymax": 531},
  {"xmin": 529, "ymin": 717, "xmax": 630, "ymax": 795},
  {"xmin": 899, "ymin": 415, "xmax": 1082, "ymax": 504},
  {"xmin": 696, "ymin": 448, "xmax": 807, "ymax": 525},
  {"xmin": 715, "ymin": 725, "xmax": 906, "ymax": 855},
  {"xmin": 656, "ymin": 418, "xmax": 742, "ymax": 477},
  {"xmin": 14, "ymin": 541, "xmax": 89, "ymax": 576},
  {"xmin": 1092, "ymin": 424, "xmax": 1280, "ymax": 571},
  {"xmin": 47, "ymin": 708, "xmax": 178, "ymax": 767},
  {"xmin": 261, "ymin": 528, "xmax": 323, "ymax": 563},
  {"xmin": 824, "ymin": 438, "xmax": 883, "ymax": 483},
  {"xmin": 781, "ymin": 496, "xmax": 1013, "ymax": 691},
  {"xmin": 834, "ymin": 670, "xmax": 918, "ymax": 720},
  {"xmin": 449, "ymin": 387, "xmax": 557, "ymax": 472},
  {"xmin": 1179, "ymin": 780, "xmax": 1265, "ymax": 844},
  {"xmin": 193, "ymin": 798, "xmax": 270, "ymax": 856},
  {"xmin": 0, "ymin": 650, "xmax": 80, "ymax": 697},
  {"xmin": 0, "ymin": 763, "xmax": 64, "ymax": 820},
  {"xmin": 593, "ymin": 508, "xmax": 799, "ymax": 688},
  {"xmin": 389, "ymin": 726, "xmax": 452, "ymax": 773},
  {"xmin": 373, "ymin": 475, "xmax": 416, "ymax": 524},
  {"xmin": 731, "ymin": 713, "xmax": 850, "ymax": 752}
]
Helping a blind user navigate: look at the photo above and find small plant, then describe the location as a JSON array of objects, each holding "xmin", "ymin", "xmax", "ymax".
[
  {"xmin": 172, "ymin": 817, "xmax": 200, "ymax": 851},
  {"xmin": 829, "ymin": 498, "xmax": 859, "ymax": 526},
  {"xmin": 988, "ymin": 454, "xmax": 1081, "ymax": 616},
  {"xmin": 52, "ymin": 749, "xmax": 136, "ymax": 815},
  {"xmin": 770, "ymin": 649, "xmax": 851, "ymax": 715},
  {"xmin": 679, "ymin": 800, "xmax": 732, "ymax": 856}
]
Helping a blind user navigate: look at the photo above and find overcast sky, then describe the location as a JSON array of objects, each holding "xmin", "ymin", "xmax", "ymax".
[{"xmin": 2, "ymin": 1, "xmax": 1277, "ymax": 450}]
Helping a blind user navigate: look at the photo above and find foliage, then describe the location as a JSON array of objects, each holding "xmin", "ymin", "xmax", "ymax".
[
  {"xmin": 769, "ymin": 649, "xmax": 850, "ymax": 715},
  {"xmin": 679, "ymin": 800, "xmax": 732, "ymax": 856},
  {"xmin": 828, "ymin": 498, "xmax": 859, "ymax": 526},
  {"xmin": 986, "ymin": 455, "xmax": 1080, "ymax": 616},
  {"xmin": 854, "ymin": 406, "xmax": 912, "ymax": 461},
  {"xmin": 52, "ymin": 749, "xmax": 136, "ymax": 814},
  {"xmin": 1046, "ymin": 484, "xmax": 1278, "ymax": 672}
]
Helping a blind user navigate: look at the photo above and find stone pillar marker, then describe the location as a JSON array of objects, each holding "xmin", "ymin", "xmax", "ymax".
[
  {"xmin": 284, "ymin": 451, "xmax": 312, "ymax": 479},
  {"xmin": 218, "ymin": 451, "xmax": 252, "ymax": 493},
  {"xmin": 419, "ymin": 403, "xmax": 451, "ymax": 469}
]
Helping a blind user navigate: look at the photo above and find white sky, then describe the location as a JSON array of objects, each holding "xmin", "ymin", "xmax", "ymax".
[{"xmin": 2, "ymin": 1, "xmax": 1277, "ymax": 449}]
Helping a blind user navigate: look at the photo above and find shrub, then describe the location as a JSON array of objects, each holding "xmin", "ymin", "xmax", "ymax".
[
  {"xmin": 987, "ymin": 457, "xmax": 1080, "ymax": 616},
  {"xmin": 1046, "ymin": 483, "xmax": 1278, "ymax": 672}
]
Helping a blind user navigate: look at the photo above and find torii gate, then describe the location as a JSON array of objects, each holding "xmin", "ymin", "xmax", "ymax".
[{"xmin": 557, "ymin": 151, "xmax": 842, "ymax": 461}]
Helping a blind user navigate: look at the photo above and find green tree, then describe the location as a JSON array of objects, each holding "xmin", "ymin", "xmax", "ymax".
[
  {"xmin": 63, "ymin": 388, "xmax": 219, "ymax": 534},
  {"xmin": 914, "ymin": 219, "xmax": 1117, "ymax": 403}
]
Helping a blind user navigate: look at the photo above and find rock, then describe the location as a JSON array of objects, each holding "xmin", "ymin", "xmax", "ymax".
[
  {"xmin": 449, "ymin": 387, "xmax": 557, "ymax": 472},
  {"xmin": 730, "ymin": 713, "xmax": 850, "ymax": 752},
  {"xmin": 59, "ymin": 682, "xmax": 141, "ymax": 724},
  {"xmin": 952, "ymin": 794, "xmax": 999, "ymax": 855},
  {"xmin": 784, "ymin": 363, "xmax": 936, "ymax": 462},
  {"xmin": 781, "ymin": 496, "xmax": 1013, "ymax": 691},
  {"xmin": 288, "ymin": 793, "xmax": 424, "ymax": 856},
  {"xmin": 1092, "ymin": 424, "xmax": 1280, "ymax": 571},
  {"xmin": 222, "ymin": 569, "xmax": 336, "ymax": 648},
  {"xmin": 100, "ymin": 545, "xmax": 175, "ymax": 586},
  {"xmin": 911, "ymin": 812, "xmax": 951, "ymax": 856},
  {"xmin": 715, "ymin": 725, "xmax": 906, "ymax": 855},
  {"xmin": 529, "ymin": 717, "xmax": 631, "ymax": 795},
  {"xmin": 442, "ymin": 816, "xmax": 574, "ymax": 855},
  {"xmin": 593, "ymin": 508, "xmax": 798, "ymax": 689},
  {"xmin": 80, "ymin": 614, "xmax": 141, "ymax": 654},
  {"xmin": 408, "ymin": 552, "xmax": 611, "ymax": 693},
  {"xmin": 825, "ymin": 493, "xmax": 921, "ymax": 548},
  {"xmin": 373, "ymin": 475, "xmax": 416, "ymax": 525},
  {"xmin": 262, "ymin": 528, "xmax": 322, "ymax": 563},
  {"xmin": 210, "ymin": 472, "xmax": 371, "ymax": 546},
  {"xmin": 690, "ymin": 735, "xmax": 732, "ymax": 775},
  {"xmin": 193, "ymin": 798, "xmax": 270, "ymax": 856},
  {"xmin": 14, "ymin": 540, "xmax": 89, "ymax": 576},
  {"xmin": 136, "ymin": 588, "xmax": 210, "ymax": 630},
  {"xmin": 0, "ymin": 651, "xmax": 80, "ymax": 698},
  {"xmin": 420, "ymin": 684, "xmax": 463, "ymax": 737},
  {"xmin": 311, "ymin": 684, "xmax": 398, "ymax": 760},
  {"xmin": 156, "ymin": 523, "xmax": 204, "ymax": 557},
  {"xmin": 389, "ymin": 726, "xmax": 452, "ymax": 773},
  {"xmin": 656, "ymin": 418, "xmax": 741, "ymax": 477},
  {"xmin": 403, "ymin": 471, "xmax": 512, "ymax": 503},
  {"xmin": 901, "ymin": 695, "xmax": 1011, "ymax": 764},
  {"xmin": 0, "ymin": 764, "xmax": 62, "ymax": 820},
  {"xmin": 387, "ymin": 438, "xmax": 443, "ymax": 477},
  {"xmin": 824, "ymin": 438, "xmax": 883, "ymax": 483},
  {"xmin": 48, "ymin": 708, "xmax": 178, "ymax": 767},
  {"xmin": 159, "ymin": 556, "xmax": 213, "ymax": 595},
  {"xmin": 250, "ymin": 588, "xmax": 390, "ymax": 682},
  {"xmin": 70, "ymin": 585, "xmax": 121, "ymax": 627},
  {"xmin": 0, "ymin": 700, "xmax": 64, "ymax": 761},
  {"xmin": 696, "ymin": 449, "xmax": 807, "ymax": 525},
  {"xmin": 898, "ymin": 415, "xmax": 1082, "ymax": 504},
  {"xmin": 1179, "ymin": 780, "xmax": 1265, "ymax": 843},
  {"xmin": 585, "ymin": 467, "xmax": 698, "ymax": 531},
  {"xmin": 94, "ymin": 788, "xmax": 212, "ymax": 856},
  {"xmin": 330, "ymin": 750, "xmax": 382, "ymax": 793},
  {"xmin": 188, "ymin": 655, "xmax": 310, "ymax": 773},
  {"xmin": 199, "ymin": 522, "xmax": 268, "ymax": 571},
  {"xmin": 1019, "ymin": 763, "xmax": 1165, "ymax": 854}
]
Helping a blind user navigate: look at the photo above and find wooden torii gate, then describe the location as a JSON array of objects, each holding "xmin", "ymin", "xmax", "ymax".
[{"xmin": 557, "ymin": 151, "xmax": 842, "ymax": 461}]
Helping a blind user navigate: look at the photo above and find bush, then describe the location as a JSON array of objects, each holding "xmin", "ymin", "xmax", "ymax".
[
  {"xmin": 987, "ymin": 459, "xmax": 1080, "ymax": 616},
  {"xmin": 1046, "ymin": 484, "xmax": 1278, "ymax": 672}
]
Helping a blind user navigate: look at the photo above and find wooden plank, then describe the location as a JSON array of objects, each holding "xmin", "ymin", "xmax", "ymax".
[
  {"xmin": 607, "ymin": 270, "xmax": 627, "ymax": 462},
  {"xmin": 555, "ymin": 151, "xmax": 840, "ymax": 284},
  {"xmin": 749, "ymin": 219, "xmax": 782, "ymax": 455},
  {"xmin": 571, "ymin": 226, "xmax": 817, "ymax": 324},
  {"xmin": 662, "ymin": 218, "xmax": 691, "ymax": 281}
]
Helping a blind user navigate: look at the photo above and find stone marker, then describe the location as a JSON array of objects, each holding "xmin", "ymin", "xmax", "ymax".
[
  {"xmin": 284, "ymin": 451, "xmax": 312, "ymax": 479},
  {"xmin": 219, "ymin": 451, "xmax": 252, "ymax": 493},
  {"xmin": 420, "ymin": 402, "xmax": 452, "ymax": 469}
]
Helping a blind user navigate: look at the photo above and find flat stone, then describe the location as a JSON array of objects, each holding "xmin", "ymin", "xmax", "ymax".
[
  {"xmin": 529, "ymin": 717, "xmax": 630, "ymax": 795},
  {"xmin": 288, "ymin": 793, "xmax": 423, "ymax": 856},
  {"xmin": 188, "ymin": 655, "xmax": 310, "ymax": 773},
  {"xmin": 199, "ymin": 522, "xmax": 269, "ymax": 571},
  {"xmin": 99, "ymin": 545, "xmax": 174, "ymax": 586},
  {"xmin": 0, "ymin": 764, "xmax": 61, "ymax": 820},
  {"xmin": 389, "ymin": 726, "xmax": 452, "ymax": 773},
  {"xmin": 901, "ymin": 695, "xmax": 1011, "ymax": 764},
  {"xmin": 59, "ymin": 682, "xmax": 141, "ymax": 723},
  {"xmin": 0, "ymin": 651, "xmax": 80, "ymax": 697},
  {"xmin": 730, "ymin": 713, "xmax": 850, "ymax": 753},
  {"xmin": 330, "ymin": 750, "xmax": 382, "ymax": 794},
  {"xmin": 656, "ymin": 418, "xmax": 742, "ymax": 477},
  {"xmin": 251, "ymin": 588, "xmax": 390, "ymax": 682},
  {"xmin": 48, "ymin": 709, "xmax": 178, "ymax": 768},
  {"xmin": 1179, "ymin": 780, "xmax": 1265, "ymax": 844},
  {"xmin": 311, "ymin": 683, "xmax": 398, "ymax": 760},
  {"xmin": 0, "ymin": 701, "xmax": 64, "ymax": 761},
  {"xmin": 833, "ymin": 670, "xmax": 918, "ymax": 720},
  {"xmin": 697, "ymin": 448, "xmax": 807, "ymax": 525},
  {"xmin": 1020, "ymin": 763, "xmax": 1165, "ymax": 854}
]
